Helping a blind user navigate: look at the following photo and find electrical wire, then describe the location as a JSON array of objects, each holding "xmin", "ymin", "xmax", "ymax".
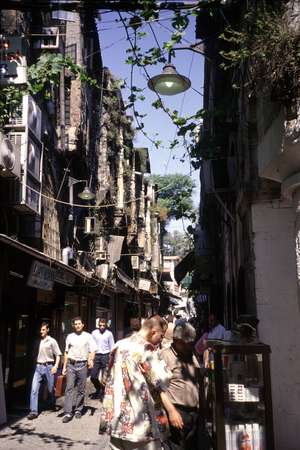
[
  {"xmin": 164, "ymin": 50, "xmax": 195, "ymax": 175},
  {"xmin": 17, "ymin": 165, "xmax": 198, "ymax": 209}
]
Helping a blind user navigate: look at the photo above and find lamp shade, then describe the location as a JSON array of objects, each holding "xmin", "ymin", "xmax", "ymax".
[
  {"xmin": 78, "ymin": 186, "xmax": 95, "ymax": 201},
  {"xmin": 148, "ymin": 64, "xmax": 191, "ymax": 95}
]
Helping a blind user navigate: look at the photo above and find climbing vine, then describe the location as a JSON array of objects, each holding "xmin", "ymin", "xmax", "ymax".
[
  {"xmin": 219, "ymin": 5, "xmax": 300, "ymax": 103},
  {"xmin": 0, "ymin": 52, "xmax": 100, "ymax": 130}
]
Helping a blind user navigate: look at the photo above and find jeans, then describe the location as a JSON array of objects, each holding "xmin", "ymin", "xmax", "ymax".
[
  {"xmin": 30, "ymin": 363, "xmax": 55, "ymax": 414},
  {"xmin": 64, "ymin": 361, "xmax": 87, "ymax": 415},
  {"xmin": 90, "ymin": 353, "xmax": 110, "ymax": 392}
]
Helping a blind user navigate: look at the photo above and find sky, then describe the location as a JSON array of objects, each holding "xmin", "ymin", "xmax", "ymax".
[{"xmin": 97, "ymin": 10, "xmax": 204, "ymax": 232}]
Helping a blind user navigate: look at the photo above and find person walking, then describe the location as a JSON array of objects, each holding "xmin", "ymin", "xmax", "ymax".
[
  {"xmin": 161, "ymin": 315, "xmax": 175, "ymax": 348},
  {"xmin": 101, "ymin": 315, "xmax": 183, "ymax": 450},
  {"xmin": 160, "ymin": 321, "xmax": 206, "ymax": 450},
  {"xmin": 28, "ymin": 322, "xmax": 61, "ymax": 420},
  {"xmin": 62, "ymin": 316, "xmax": 97, "ymax": 423},
  {"xmin": 90, "ymin": 318, "xmax": 114, "ymax": 398}
]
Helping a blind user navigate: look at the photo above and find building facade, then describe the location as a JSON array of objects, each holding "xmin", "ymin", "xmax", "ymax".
[
  {"xmin": 197, "ymin": 1, "xmax": 300, "ymax": 448},
  {"xmin": 0, "ymin": 8, "xmax": 162, "ymax": 414}
]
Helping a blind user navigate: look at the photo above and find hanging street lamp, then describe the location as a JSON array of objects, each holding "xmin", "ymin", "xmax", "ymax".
[
  {"xmin": 148, "ymin": 63, "xmax": 191, "ymax": 96},
  {"xmin": 147, "ymin": 43, "xmax": 205, "ymax": 96},
  {"xmin": 78, "ymin": 185, "xmax": 95, "ymax": 201}
]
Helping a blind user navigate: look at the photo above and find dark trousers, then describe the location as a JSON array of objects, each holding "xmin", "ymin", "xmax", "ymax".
[
  {"xmin": 167, "ymin": 406, "xmax": 208, "ymax": 450},
  {"xmin": 90, "ymin": 353, "xmax": 109, "ymax": 392},
  {"xmin": 64, "ymin": 361, "xmax": 87, "ymax": 415}
]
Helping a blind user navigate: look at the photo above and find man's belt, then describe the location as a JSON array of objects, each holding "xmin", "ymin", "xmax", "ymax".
[
  {"xmin": 37, "ymin": 361, "xmax": 54, "ymax": 365},
  {"xmin": 68, "ymin": 358, "xmax": 87, "ymax": 364}
]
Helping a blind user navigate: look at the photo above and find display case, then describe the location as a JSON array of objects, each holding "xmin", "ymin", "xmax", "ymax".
[{"xmin": 206, "ymin": 341, "xmax": 274, "ymax": 450}]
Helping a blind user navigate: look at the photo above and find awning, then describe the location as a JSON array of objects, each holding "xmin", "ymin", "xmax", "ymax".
[
  {"xmin": 174, "ymin": 251, "xmax": 195, "ymax": 284},
  {"xmin": 0, "ymin": 233, "xmax": 114, "ymax": 291},
  {"xmin": 115, "ymin": 267, "xmax": 137, "ymax": 291},
  {"xmin": 174, "ymin": 251, "xmax": 213, "ymax": 284}
]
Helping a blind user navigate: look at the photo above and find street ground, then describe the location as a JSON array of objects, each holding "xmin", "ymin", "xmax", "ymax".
[{"xmin": 0, "ymin": 380, "xmax": 109, "ymax": 450}]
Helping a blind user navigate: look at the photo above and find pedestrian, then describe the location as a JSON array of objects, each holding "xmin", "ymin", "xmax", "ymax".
[
  {"xmin": 101, "ymin": 315, "xmax": 183, "ymax": 450},
  {"xmin": 161, "ymin": 314, "xmax": 175, "ymax": 348},
  {"xmin": 62, "ymin": 316, "xmax": 97, "ymax": 423},
  {"xmin": 207, "ymin": 313, "xmax": 226, "ymax": 340},
  {"xmin": 28, "ymin": 322, "xmax": 61, "ymax": 420},
  {"xmin": 160, "ymin": 320, "xmax": 206, "ymax": 450},
  {"xmin": 90, "ymin": 317, "xmax": 114, "ymax": 399}
]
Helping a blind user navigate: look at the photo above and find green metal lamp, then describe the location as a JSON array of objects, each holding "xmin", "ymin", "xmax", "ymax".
[
  {"xmin": 148, "ymin": 63, "xmax": 191, "ymax": 96},
  {"xmin": 78, "ymin": 185, "xmax": 95, "ymax": 201},
  {"xmin": 147, "ymin": 44, "xmax": 205, "ymax": 96}
]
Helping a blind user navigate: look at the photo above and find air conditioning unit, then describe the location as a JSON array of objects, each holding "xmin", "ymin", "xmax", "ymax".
[
  {"xmin": 7, "ymin": 176, "xmax": 41, "ymax": 215},
  {"xmin": 95, "ymin": 236, "xmax": 107, "ymax": 262},
  {"xmin": 37, "ymin": 27, "xmax": 59, "ymax": 49},
  {"xmin": 139, "ymin": 259, "xmax": 147, "ymax": 272},
  {"xmin": 131, "ymin": 255, "xmax": 140, "ymax": 270},
  {"xmin": 84, "ymin": 216, "xmax": 97, "ymax": 234},
  {"xmin": 7, "ymin": 131, "xmax": 42, "ymax": 215},
  {"xmin": 0, "ymin": 133, "xmax": 21, "ymax": 178},
  {"xmin": 5, "ymin": 95, "xmax": 42, "ymax": 141},
  {"xmin": 201, "ymin": 157, "xmax": 236, "ymax": 193}
]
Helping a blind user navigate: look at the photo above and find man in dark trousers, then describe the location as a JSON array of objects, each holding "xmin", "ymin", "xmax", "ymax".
[
  {"xmin": 62, "ymin": 316, "xmax": 96, "ymax": 423},
  {"xmin": 90, "ymin": 318, "xmax": 114, "ymax": 398},
  {"xmin": 160, "ymin": 321, "xmax": 206, "ymax": 450},
  {"xmin": 28, "ymin": 322, "xmax": 61, "ymax": 420}
]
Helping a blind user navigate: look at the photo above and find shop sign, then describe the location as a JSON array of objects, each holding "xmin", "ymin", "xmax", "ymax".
[
  {"xmin": 138, "ymin": 278, "xmax": 151, "ymax": 292},
  {"xmin": 55, "ymin": 266, "xmax": 76, "ymax": 287},
  {"xmin": 27, "ymin": 260, "xmax": 55, "ymax": 291}
]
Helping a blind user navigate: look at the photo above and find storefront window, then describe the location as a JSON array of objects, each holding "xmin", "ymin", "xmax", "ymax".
[{"xmin": 61, "ymin": 292, "xmax": 79, "ymax": 340}]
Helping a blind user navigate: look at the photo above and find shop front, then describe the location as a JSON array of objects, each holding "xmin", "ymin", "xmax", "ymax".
[{"xmin": 0, "ymin": 234, "xmax": 111, "ymax": 413}]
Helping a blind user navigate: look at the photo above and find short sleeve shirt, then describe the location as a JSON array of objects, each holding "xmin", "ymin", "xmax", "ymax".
[
  {"xmin": 37, "ymin": 336, "xmax": 62, "ymax": 363},
  {"xmin": 65, "ymin": 331, "xmax": 97, "ymax": 361},
  {"xmin": 160, "ymin": 345, "xmax": 201, "ymax": 408},
  {"xmin": 101, "ymin": 333, "xmax": 171, "ymax": 442}
]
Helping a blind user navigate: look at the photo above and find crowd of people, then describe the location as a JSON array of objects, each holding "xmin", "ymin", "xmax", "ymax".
[{"xmin": 27, "ymin": 313, "xmax": 227, "ymax": 450}]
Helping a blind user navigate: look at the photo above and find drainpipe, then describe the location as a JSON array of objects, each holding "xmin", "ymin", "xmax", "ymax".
[{"xmin": 59, "ymin": 68, "xmax": 65, "ymax": 151}]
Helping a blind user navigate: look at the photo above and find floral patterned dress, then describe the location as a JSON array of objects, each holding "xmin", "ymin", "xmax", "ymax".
[{"xmin": 101, "ymin": 333, "xmax": 171, "ymax": 443}]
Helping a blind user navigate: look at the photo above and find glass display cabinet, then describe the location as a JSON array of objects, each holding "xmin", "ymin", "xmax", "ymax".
[{"xmin": 206, "ymin": 341, "xmax": 274, "ymax": 450}]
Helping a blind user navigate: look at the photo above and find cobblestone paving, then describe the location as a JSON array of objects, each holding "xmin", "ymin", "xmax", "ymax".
[{"xmin": 0, "ymin": 382, "xmax": 109, "ymax": 450}]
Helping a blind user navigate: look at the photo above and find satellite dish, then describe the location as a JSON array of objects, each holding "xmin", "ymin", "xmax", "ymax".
[{"xmin": 0, "ymin": 137, "xmax": 16, "ymax": 171}]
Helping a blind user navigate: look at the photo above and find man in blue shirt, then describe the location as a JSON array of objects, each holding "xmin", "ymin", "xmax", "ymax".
[{"xmin": 91, "ymin": 318, "xmax": 114, "ymax": 398}]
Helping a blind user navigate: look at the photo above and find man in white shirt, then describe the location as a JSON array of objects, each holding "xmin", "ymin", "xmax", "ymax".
[
  {"xmin": 203, "ymin": 314, "xmax": 226, "ymax": 368},
  {"xmin": 91, "ymin": 318, "xmax": 114, "ymax": 398},
  {"xmin": 28, "ymin": 322, "xmax": 61, "ymax": 420},
  {"xmin": 62, "ymin": 316, "xmax": 97, "ymax": 423}
]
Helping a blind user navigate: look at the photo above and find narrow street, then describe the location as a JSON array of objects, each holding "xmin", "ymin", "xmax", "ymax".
[
  {"xmin": 0, "ymin": 382, "xmax": 109, "ymax": 450},
  {"xmin": 0, "ymin": 1, "xmax": 299, "ymax": 449}
]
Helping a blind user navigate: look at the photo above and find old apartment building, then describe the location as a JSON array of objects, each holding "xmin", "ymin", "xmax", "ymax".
[
  {"xmin": 0, "ymin": 8, "xmax": 162, "ymax": 413},
  {"xmin": 197, "ymin": 1, "xmax": 300, "ymax": 448}
]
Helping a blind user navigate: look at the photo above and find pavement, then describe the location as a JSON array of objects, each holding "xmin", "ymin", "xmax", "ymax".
[{"xmin": 0, "ymin": 381, "xmax": 110, "ymax": 450}]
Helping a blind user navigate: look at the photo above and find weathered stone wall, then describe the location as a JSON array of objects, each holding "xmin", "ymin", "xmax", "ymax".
[{"xmin": 252, "ymin": 201, "xmax": 300, "ymax": 450}]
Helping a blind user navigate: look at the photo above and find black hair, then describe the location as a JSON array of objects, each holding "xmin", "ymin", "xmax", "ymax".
[{"xmin": 72, "ymin": 316, "xmax": 84, "ymax": 325}]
